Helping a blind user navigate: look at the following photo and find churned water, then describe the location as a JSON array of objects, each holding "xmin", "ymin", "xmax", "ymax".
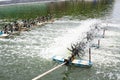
[{"xmin": 0, "ymin": 0, "xmax": 120, "ymax": 80}]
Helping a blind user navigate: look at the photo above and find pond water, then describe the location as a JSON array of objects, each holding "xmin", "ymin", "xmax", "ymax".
[{"xmin": 1, "ymin": 0, "xmax": 120, "ymax": 80}]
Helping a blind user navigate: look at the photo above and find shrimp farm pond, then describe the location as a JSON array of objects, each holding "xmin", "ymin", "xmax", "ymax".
[{"xmin": 0, "ymin": 0, "xmax": 120, "ymax": 80}]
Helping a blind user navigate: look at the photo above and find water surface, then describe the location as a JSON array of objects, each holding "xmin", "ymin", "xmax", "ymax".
[{"xmin": 1, "ymin": 0, "xmax": 120, "ymax": 80}]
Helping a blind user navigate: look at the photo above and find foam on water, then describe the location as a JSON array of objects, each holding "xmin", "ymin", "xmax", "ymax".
[
  {"xmin": 89, "ymin": 22, "xmax": 120, "ymax": 67},
  {"xmin": 39, "ymin": 19, "xmax": 101, "ymax": 59},
  {"xmin": 0, "ymin": 18, "xmax": 120, "ymax": 80},
  {"xmin": 0, "ymin": 19, "xmax": 101, "ymax": 59}
]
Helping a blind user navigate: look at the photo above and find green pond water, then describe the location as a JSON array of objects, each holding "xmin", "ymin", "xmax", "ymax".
[{"xmin": 0, "ymin": 0, "xmax": 112, "ymax": 19}]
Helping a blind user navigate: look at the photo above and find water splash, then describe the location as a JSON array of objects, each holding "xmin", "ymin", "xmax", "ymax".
[{"xmin": 39, "ymin": 19, "xmax": 101, "ymax": 59}]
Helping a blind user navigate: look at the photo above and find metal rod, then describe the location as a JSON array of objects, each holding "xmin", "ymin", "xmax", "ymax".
[
  {"xmin": 32, "ymin": 62, "xmax": 66, "ymax": 80},
  {"xmin": 89, "ymin": 48, "xmax": 91, "ymax": 63},
  {"xmin": 103, "ymin": 29, "xmax": 105, "ymax": 38},
  {"xmin": 98, "ymin": 39, "xmax": 100, "ymax": 48}
]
